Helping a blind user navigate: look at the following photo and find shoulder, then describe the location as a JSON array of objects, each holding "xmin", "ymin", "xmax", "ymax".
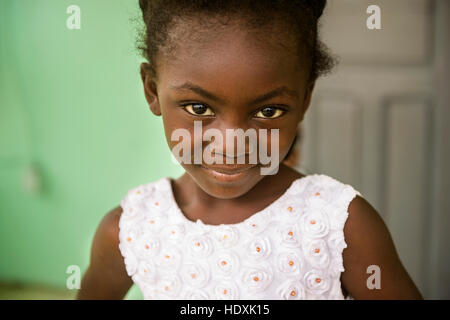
[
  {"xmin": 340, "ymin": 193, "xmax": 423, "ymax": 299},
  {"xmin": 98, "ymin": 205, "xmax": 123, "ymax": 242},
  {"xmin": 76, "ymin": 205, "xmax": 133, "ymax": 299},
  {"xmin": 91, "ymin": 205, "xmax": 124, "ymax": 264}
]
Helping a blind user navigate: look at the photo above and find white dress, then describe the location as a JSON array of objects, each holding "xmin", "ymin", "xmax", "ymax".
[{"xmin": 118, "ymin": 174, "xmax": 361, "ymax": 300}]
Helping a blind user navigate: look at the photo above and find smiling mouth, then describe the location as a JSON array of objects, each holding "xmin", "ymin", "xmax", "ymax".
[
  {"xmin": 201, "ymin": 164, "xmax": 256, "ymax": 175},
  {"xmin": 200, "ymin": 164, "xmax": 256, "ymax": 182}
]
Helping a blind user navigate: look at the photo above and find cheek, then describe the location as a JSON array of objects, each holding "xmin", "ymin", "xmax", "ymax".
[{"xmin": 263, "ymin": 128, "xmax": 294, "ymax": 156}]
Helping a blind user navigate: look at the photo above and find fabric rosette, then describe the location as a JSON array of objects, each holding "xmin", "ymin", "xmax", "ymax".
[
  {"xmin": 326, "ymin": 230, "xmax": 348, "ymax": 276},
  {"xmin": 143, "ymin": 190, "xmax": 172, "ymax": 214},
  {"xmin": 141, "ymin": 211, "xmax": 168, "ymax": 233},
  {"xmin": 119, "ymin": 226, "xmax": 141, "ymax": 249},
  {"xmin": 277, "ymin": 251, "xmax": 303, "ymax": 275},
  {"xmin": 302, "ymin": 238, "xmax": 330, "ymax": 269},
  {"xmin": 214, "ymin": 225, "xmax": 239, "ymax": 248},
  {"xmin": 242, "ymin": 211, "xmax": 272, "ymax": 235},
  {"xmin": 186, "ymin": 232, "xmax": 215, "ymax": 258},
  {"xmin": 213, "ymin": 249, "xmax": 240, "ymax": 278},
  {"xmin": 161, "ymin": 223, "xmax": 186, "ymax": 243},
  {"xmin": 299, "ymin": 209, "xmax": 330, "ymax": 239},
  {"xmin": 135, "ymin": 234, "xmax": 161, "ymax": 260},
  {"xmin": 119, "ymin": 245, "xmax": 138, "ymax": 276},
  {"xmin": 215, "ymin": 281, "xmax": 240, "ymax": 299},
  {"xmin": 304, "ymin": 182, "xmax": 334, "ymax": 207},
  {"xmin": 181, "ymin": 262, "xmax": 210, "ymax": 288},
  {"xmin": 240, "ymin": 263, "xmax": 273, "ymax": 293},
  {"xmin": 245, "ymin": 236, "xmax": 271, "ymax": 261},
  {"xmin": 278, "ymin": 223, "xmax": 302, "ymax": 248},
  {"xmin": 304, "ymin": 269, "xmax": 331, "ymax": 295},
  {"xmin": 276, "ymin": 279, "xmax": 306, "ymax": 300},
  {"xmin": 124, "ymin": 184, "xmax": 154, "ymax": 207},
  {"xmin": 158, "ymin": 274, "xmax": 182, "ymax": 298},
  {"xmin": 135, "ymin": 260, "xmax": 157, "ymax": 285},
  {"xmin": 274, "ymin": 197, "xmax": 307, "ymax": 221},
  {"xmin": 157, "ymin": 246, "xmax": 183, "ymax": 273}
]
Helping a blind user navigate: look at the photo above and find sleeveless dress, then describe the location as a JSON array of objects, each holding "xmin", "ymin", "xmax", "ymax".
[{"xmin": 118, "ymin": 174, "xmax": 362, "ymax": 300}]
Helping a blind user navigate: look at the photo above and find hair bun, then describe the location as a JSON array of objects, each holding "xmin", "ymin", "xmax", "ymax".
[
  {"xmin": 139, "ymin": 0, "xmax": 148, "ymax": 12},
  {"xmin": 307, "ymin": 0, "xmax": 326, "ymax": 19}
]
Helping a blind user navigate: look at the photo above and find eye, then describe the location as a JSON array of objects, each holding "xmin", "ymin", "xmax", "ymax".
[
  {"xmin": 254, "ymin": 106, "xmax": 286, "ymax": 119},
  {"xmin": 182, "ymin": 103, "xmax": 215, "ymax": 116}
]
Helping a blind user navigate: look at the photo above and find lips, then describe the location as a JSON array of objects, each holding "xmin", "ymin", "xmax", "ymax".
[
  {"xmin": 199, "ymin": 164, "xmax": 257, "ymax": 183},
  {"xmin": 201, "ymin": 164, "xmax": 256, "ymax": 175}
]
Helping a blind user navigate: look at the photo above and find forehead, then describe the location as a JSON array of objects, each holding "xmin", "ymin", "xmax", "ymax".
[{"xmin": 156, "ymin": 20, "xmax": 309, "ymax": 98}]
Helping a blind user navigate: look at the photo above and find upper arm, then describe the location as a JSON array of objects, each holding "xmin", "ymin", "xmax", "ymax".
[
  {"xmin": 340, "ymin": 195, "xmax": 423, "ymax": 299},
  {"xmin": 76, "ymin": 206, "xmax": 133, "ymax": 300}
]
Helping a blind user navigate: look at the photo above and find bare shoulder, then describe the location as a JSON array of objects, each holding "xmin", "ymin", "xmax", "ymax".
[
  {"xmin": 97, "ymin": 205, "xmax": 123, "ymax": 243},
  {"xmin": 340, "ymin": 195, "xmax": 423, "ymax": 299},
  {"xmin": 76, "ymin": 205, "xmax": 133, "ymax": 299}
]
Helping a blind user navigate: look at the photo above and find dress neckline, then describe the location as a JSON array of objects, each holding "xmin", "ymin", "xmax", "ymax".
[{"xmin": 163, "ymin": 175, "xmax": 309, "ymax": 228}]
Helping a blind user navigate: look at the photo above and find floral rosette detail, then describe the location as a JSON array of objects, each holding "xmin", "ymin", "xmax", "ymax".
[
  {"xmin": 275, "ymin": 197, "xmax": 307, "ymax": 220},
  {"xmin": 186, "ymin": 233, "xmax": 214, "ymax": 258},
  {"xmin": 276, "ymin": 279, "xmax": 306, "ymax": 300},
  {"xmin": 243, "ymin": 211, "xmax": 272, "ymax": 235},
  {"xmin": 125, "ymin": 185, "xmax": 154, "ymax": 207},
  {"xmin": 299, "ymin": 209, "xmax": 330, "ymax": 239},
  {"xmin": 327, "ymin": 230, "xmax": 347, "ymax": 276},
  {"xmin": 214, "ymin": 250, "xmax": 240, "ymax": 278},
  {"xmin": 184, "ymin": 290, "xmax": 210, "ymax": 300},
  {"xmin": 158, "ymin": 274, "xmax": 182, "ymax": 298},
  {"xmin": 302, "ymin": 239, "xmax": 330, "ymax": 269},
  {"xmin": 240, "ymin": 264, "xmax": 273, "ymax": 293},
  {"xmin": 142, "ymin": 211, "xmax": 168, "ymax": 233},
  {"xmin": 278, "ymin": 223, "xmax": 301, "ymax": 248},
  {"xmin": 161, "ymin": 223, "xmax": 186, "ymax": 243},
  {"xmin": 135, "ymin": 234, "xmax": 161, "ymax": 259},
  {"xmin": 285, "ymin": 177, "xmax": 308, "ymax": 196},
  {"xmin": 215, "ymin": 281, "xmax": 240, "ymax": 299},
  {"xmin": 135, "ymin": 260, "xmax": 157, "ymax": 285},
  {"xmin": 181, "ymin": 262, "xmax": 211, "ymax": 288},
  {"xmin": 144, "ymin": 191, "xmax": 172, "ymax": 213},
  {"xmin": 323, "ymin": 186, "xmax": 355, "ymax": 229},
  {"xmin": 304, "ymin": 181, "xmax": 334, "ymax": 207},
  {"xmin": 277, "ymin": 251, "xmax": 303, "ymax": 275},
  {"xmin": 119, "ymin": 226, "xmax": 141, "ymax": 249},
  {"xmin": 304, "ymin": 269, "xmax": 331, "ymax": 295},
  {"xmin": 214, "ymin": 225, "xmax": 239, "ymax": 248},
  {"xmin": 157, "ymin": 246, "xmax": 183, "ymax": 273},
  {"xmin": 245, "ymin": 236, "xmax": 271, "ymax": 261},
  {"xmin": 121, "ymin": 202, "xmax": 146, "ymax": 220},
  {"xmin": 119, "ymin": 245, "xmax": 138, "ymax": 276}
]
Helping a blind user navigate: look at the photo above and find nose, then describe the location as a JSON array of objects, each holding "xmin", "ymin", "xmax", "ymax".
[{"xmin": 204, "ymin": 116, "xmax": 257, "ymax": 159}]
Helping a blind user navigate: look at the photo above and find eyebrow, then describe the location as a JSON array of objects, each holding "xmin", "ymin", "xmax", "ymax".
[{"xmin": 169, "ymin": 82, "xmax": 299, "ymax": 105}]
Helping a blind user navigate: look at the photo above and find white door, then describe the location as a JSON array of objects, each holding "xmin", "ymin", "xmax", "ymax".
[{"xmin": 297, "ymin": 0, "xmax": 450, "ymax": 299}]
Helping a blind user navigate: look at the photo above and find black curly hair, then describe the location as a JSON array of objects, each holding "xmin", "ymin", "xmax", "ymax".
[
  {"xmin": 137, "ymin": 0, "xmax": 336, "ymax": 83},
  {"xmin": 136, "ymin": 0, "xmax": 336, "ymax": 167}
]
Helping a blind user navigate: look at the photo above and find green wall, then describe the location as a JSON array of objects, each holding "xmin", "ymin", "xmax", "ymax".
[{"xmin": 0, "ymin": 0, "xmax": 184, "ymax": 298}]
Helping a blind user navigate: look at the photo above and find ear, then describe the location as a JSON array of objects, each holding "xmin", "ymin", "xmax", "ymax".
[
  {"xmin": 140, "ymin": 63, "xmax": 161, "ymax": 116},
  {"xmin": 299, "ymin": 81, "xmax": 315, "ymax": 122}
]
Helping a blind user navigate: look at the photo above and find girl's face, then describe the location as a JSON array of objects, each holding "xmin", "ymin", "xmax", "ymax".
[{"xmin": 141, "ymin": 19, "xmax": 315, "ymax": 199}]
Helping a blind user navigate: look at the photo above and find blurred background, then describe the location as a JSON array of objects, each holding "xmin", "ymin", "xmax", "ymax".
[{"xmin": 0, "ymin": 0, "xmax": 449, "ymax": 299}]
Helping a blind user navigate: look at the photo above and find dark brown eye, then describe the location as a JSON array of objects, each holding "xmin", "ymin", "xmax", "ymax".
[
  {"xmin": 255, "ymin": 107, "xmax": 285, "ymax": 119},
  {"xmin": 183, "ymin": 103, "xmax": 214, "ymax": 116}
]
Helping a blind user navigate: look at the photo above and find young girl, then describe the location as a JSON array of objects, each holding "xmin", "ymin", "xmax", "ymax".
[{"xmin": 77, "ymin": 0, "xmax": 422, "ymax": 300}]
